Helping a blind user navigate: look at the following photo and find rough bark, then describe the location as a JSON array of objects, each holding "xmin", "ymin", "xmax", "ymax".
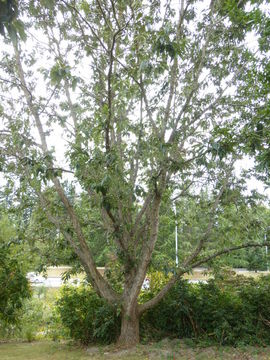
[{"xmin": 117, "ymin": 301, "xmax": 140, "ymax": 347}]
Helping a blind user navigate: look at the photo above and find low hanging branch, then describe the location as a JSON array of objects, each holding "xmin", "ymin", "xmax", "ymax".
[{"xmin": 139, "ymin": 241, "xmax": 270, "ymax": 314}]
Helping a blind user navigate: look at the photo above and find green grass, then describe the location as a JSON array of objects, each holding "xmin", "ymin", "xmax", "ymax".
[
  {"xmin": 1, "ymin": 340, "xmax": 270, "ymax": 360},
  {"xmin": 0, "ymin": 342, "xmax": 89, "ymax": 360}
]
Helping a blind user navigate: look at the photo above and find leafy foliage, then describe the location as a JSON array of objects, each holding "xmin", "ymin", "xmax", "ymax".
[
  {"xmin": 0, "ymin": 244, "xmax": 31, "ymax": 328},
  {"xmin": 153, "ymin": 191, "xmax": 270, "ymax": 271},
  {"xmin": 141, "ymin": 272, "xmax": 270, "ymax": 346},
  {"xmin": 57, "ymin": 285, "xmax": 120, "ymax": 344},
  {"xmin": 56, "ymin": 271, "xmax": 270, "ymax": 346},
  {"xmin": 0, "ymin": 210, "xmax": 33, "ymax": 334}
]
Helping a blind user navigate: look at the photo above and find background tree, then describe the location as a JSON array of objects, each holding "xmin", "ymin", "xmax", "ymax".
[
  {"xmin": 153, "ymin": 189, "xmax": 270, "ymax": 271},
  {"xmin": 0, "ymin": 0, "xmax": 269, "ymax": 346}
]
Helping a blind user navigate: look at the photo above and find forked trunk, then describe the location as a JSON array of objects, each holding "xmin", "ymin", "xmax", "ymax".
[{"xmin": 117, "ymin": 303, "xmax": 140, "ymax": 347}]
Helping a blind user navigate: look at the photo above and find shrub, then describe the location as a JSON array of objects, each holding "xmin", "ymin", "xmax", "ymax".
[
  {"xmin": 56, "ymin": 285, "xmax": 120, "ymax": 344},
  {"xmin": 141, "ymin": 272, "xmax": 270, "ymax": 346},
  {"xmin": 0, "ymin": 285, "xmax": 69, "ymax": 342},
  {"xmin": 0, "ymin": 244, "xmax": 31, "ymax": 335},
  {"xmin": 56, "ymin": 272, "xmax": 270, "ymax": 346}
]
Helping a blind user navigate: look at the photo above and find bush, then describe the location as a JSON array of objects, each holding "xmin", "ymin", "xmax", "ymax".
[
  {"xmin": 55, "ymin": 272, "xmax": 270, "ymax": 346},
  {"xmin": 141, "ymin": 272, "xmax": 270, "ymax": 346},
  {"xmin": 0, "ymin": 244, "xmax": 31, "ymax": 335},
  {"xmin": 0, "ymin": 286, "xmax": 69, "ymax": 342},
  {"xmin": 56, "ymin": 285, "xmax": 120, "ymax": 344}
]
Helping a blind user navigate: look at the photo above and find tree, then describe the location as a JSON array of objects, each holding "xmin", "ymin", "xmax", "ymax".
[
  {"xmin": 0, "ymin": 0, "xmax": 18, "ymax": 36},
  {"xmin": 153, "ymin": 190, "xmax": 270, "ymax": 271},
  {"xmin": 0, "ymin": 0, "xmax": 269, "ymax": 346}
]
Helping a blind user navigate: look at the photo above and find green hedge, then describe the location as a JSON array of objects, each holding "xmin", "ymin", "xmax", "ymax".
[
  {"xmin": 56, "ymin": 273, "xmax": 270, "ymax": 345},
  {"xmin": 141, "ymin": 274, "xmax": 270, "ymax": 345}
]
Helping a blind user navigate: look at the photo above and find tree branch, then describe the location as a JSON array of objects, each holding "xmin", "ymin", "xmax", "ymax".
[
  {"xmin": 182, "ymin": 171, "xmax": 230, "ymax": 268},
  {"xmin": 12, "ymin": 35, "xmax": 118, "ymax": 303},
  {"xmin": 162, "ymin": 0, "xmax": 189, "ymax": 136},
  {"xmin": 37, "ymin": 191, "xmax": 119, "ymax": 302},
  {"xmin": 139, "ymin": 241, "xmax": 270, "ymax": 314},
  {"xmin": 169, "ymin": 1, "xmax": 215, "ymax": 143}
]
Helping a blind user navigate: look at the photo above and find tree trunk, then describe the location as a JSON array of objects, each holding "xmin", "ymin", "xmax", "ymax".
[{"xmin": 117, "ymin": 302, "xmax": 140, "ymax": 347}]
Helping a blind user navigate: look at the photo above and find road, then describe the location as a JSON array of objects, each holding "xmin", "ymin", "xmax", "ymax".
[{"xmin": 27, "ymin": 266, "xmax": 270, "ymax": 288}]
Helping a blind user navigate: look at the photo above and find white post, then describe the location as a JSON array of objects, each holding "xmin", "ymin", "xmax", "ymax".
[
  {"xmin": 266, "ymin": 245, "xmax": 268, "ymax": 272},
  {"xmin": 265, "ymin": 232, "xmax": 269, "ymax": 272},
  {"xmin": 174, "ymin": 203, "xmax": 178, "ymax": 267}
]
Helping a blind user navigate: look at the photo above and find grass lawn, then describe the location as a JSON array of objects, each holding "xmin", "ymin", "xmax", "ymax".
[{"xmin": 1, "ymin": 340, "xmax": 270, "ymax": 360}]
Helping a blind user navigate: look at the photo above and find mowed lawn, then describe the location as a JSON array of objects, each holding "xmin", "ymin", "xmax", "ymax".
[{"xmin": 1, "ymin": 340, "xmax": 270, "ymax": 360}]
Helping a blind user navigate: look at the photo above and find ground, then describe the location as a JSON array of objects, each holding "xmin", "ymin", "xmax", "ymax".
[{"xmin": 1, "ymin": 340, "xmax": 270, "ymax": 360}]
